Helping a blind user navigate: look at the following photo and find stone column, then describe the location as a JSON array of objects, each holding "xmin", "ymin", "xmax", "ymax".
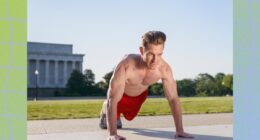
[
  {"xmin": 45, "ymin": 60, "xmax": 49, "ymax": 86},
  {"xmin": 28, "ymin": 60, "xmax": 30, "ymax": 86},
  {"xmin": 64, "ymin": 60, "xmax": 67, "ymax": 85},
  {"xmin": 79, "ymin": 61, "xmax": 83, "ymax": 73},
  {"xmin": 35, "ymin": 59, "xmax": 40, "ymax": 86},
  {"xmin": 55, "ymin": 60, "xmax": 59, "ymax": 86},
  {"xmin": 72, "ymin": 61, "xmax": 76, "ymax": 70}
]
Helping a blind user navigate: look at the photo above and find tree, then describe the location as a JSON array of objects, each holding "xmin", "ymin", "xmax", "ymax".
[
  {"xmin": 214, "ymin": 73, "xmax": 227, "ymax": 96},
  {"xmin": 83, "ymin": 69, "xmax": 95, "ymax": 86},
  {"xmin": 95, "ymin": 81, "xmax": 107, "ymax": 96},
  {"xmin": 177, "ymin": 79, "xmax": 196, "ymax": 97},
  {"xmin": 103, "ymin": 70, "xmax": 114, "ymax": 89},
  {"xmin": 215, "ymin": 73, "xmax": 225, "ymax": 83},
  {"xmin": 96, "ymin": 81, "xmax": 107, "ymax": 91},
  {"xmin": 223, "ymin": 74, "xmax": 233, "ymax": 95},
  {"xmin": 195, "ymin": 73, "xmax": 217, "ymax": 96},
  {"xmin": 83, "ymin": 69, "xmax": 96, "ymax": 96},
  {"xmin": 148, "ymin": 83, "xmax": 164, "ymax": 96},
  {"xmin": 65, "ymin": 70, "xmax": 86, "ymax": 96}
]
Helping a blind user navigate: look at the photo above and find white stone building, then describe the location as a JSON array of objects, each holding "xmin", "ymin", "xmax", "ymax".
[{"xmin": 27, "ymin": 42, "xmax": 84, "ymax": 96}]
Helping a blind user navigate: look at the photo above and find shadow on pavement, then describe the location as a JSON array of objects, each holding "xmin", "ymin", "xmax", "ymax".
[{"xmin": 121, "ymin": 128, "xmax": 232, "ymax": 140}]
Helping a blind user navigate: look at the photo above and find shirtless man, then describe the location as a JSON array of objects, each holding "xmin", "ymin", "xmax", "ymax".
[{"xmin": 99, "ymin": 31, "xmax": 194, "ymax": 140}]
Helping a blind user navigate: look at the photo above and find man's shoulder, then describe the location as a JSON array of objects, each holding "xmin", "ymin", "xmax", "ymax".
[
  {"xmin": 120, "ymin": 54, "xmax": 140, "ymax": 63},
  {"xmin": 117, "ymin": 54, "xmax": 140, "ymax": 68},
  {"xmin": 159, "ymin": 59, "xmax": 173, "ymax": 78},
  {"xmin": 124, "ymin": 54, "xmax": 140, "ymax": 60},
  {"xmin": 160, "ymin": 59, "xmax": 171, "ymax": 70}
]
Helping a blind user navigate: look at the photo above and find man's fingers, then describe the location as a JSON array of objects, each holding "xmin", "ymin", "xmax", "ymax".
[
  {"xmin": 108, "ymin": 135, "xmax": 126, "ymax": 140},
  {"xmin": 114, "ymin": 136, "xmax": 125, "ymax": 140},
  {"xmin": 175, "ymin": 133, "xmax": 194, "ymax": 138},
  {"xmin": 118, "ymin": 136, "xmax": 126, "ymax": 140}
]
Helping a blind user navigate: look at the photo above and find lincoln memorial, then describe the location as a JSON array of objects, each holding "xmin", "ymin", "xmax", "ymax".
[{"xmin": 27, "ymin": 42, "xmax": 84, "ymax": 97}]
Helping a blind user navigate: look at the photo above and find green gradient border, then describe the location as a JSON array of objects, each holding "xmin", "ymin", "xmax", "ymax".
[
  {"xmin": 0, "ymin": 0, "xmax": 27, "ymax": 140},
  {"xmin": 234, "ymin": 0, "xmax": 260, "ymax": 140}
]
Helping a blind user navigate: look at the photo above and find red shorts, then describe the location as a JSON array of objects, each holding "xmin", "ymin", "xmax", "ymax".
[{"xmin": 117, "ymin": 90, "xmax": 148, "ymax": 121}]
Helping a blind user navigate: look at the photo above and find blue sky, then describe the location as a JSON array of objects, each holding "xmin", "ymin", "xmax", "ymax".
[{"xmin": 28, "ymin": 0, "xmax": 233, "ymax": 82}]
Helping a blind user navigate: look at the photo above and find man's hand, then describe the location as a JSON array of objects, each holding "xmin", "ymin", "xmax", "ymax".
[
  {"xmin": 107, "ymin": 135, "xmax": 126, "ymax": 140},
  {"xmin": 175, "ymin": 132, "xmax": 194, "ymax": 138}
]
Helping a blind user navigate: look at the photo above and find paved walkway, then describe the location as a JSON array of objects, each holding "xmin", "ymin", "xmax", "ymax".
[{"xmin": 28, "ymin": 113, "xmax": 233, "ymax": 140}]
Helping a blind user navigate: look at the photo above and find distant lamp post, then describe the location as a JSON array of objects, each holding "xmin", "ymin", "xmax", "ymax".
[{"xmin": 34, "ymin": 70, "xmax": 39, "ymax": 101}]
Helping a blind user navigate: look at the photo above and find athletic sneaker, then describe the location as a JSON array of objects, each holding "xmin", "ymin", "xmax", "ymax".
[
  {"xmin": 99, "ymin": 112, "xmax": 122, "ymax": 129},
  {"xmin": 99, "ymin": 113, "xmax": 107, "ymax": 129},
  {"xmin": 117, "ymin": 118, "xmax": 122, "ymax": 129}
]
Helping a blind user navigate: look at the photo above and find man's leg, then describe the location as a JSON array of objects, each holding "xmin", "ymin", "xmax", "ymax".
[
  {"xmin": 99, "ymin": 100, "xmax": 122, "ymax": 129},
  {"xmin": 100, "ymin": 100, "xmax": 107, "ymax": 115}
]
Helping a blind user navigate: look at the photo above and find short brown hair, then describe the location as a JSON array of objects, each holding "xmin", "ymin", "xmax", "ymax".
[{"xmin": 141, "ymin": 31, "xmax": 166, "ymax": 48}]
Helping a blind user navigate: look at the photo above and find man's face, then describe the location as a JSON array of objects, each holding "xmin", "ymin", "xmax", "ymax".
[{"xmin": 140, "ymin": 44, "xmax": 164, "ymax": 70}]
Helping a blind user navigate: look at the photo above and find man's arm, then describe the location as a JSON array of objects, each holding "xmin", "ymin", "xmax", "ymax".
[
  {"xmin": 106, "ymin": 61, "xmax": 126, "ymax": 137},
  {"xmin": 161, "ymin": 64, "xmax": 193, "ymax": 138}
]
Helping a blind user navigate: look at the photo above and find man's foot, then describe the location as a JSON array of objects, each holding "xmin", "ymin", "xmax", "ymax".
[
  {"xmin": 99, "ymin": 112, "xmax": 107, "ymax": 129},
  {"xmin": 99, "ymin": 112, "xmax": 123, "ymax": 129}
]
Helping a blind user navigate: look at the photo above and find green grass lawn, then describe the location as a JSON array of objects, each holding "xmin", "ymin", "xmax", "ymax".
[{"xmin": 27, "ymin": 96, "xmax": 233, "ymax": 120}]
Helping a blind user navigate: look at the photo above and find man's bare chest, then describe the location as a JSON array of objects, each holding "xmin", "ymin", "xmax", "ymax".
[{"xmin": 126, "ymin": 68, "xmax": 161, "ymax": 86}]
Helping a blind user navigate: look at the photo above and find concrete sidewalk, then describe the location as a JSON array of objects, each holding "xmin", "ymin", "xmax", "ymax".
[
  {"xmin": 28, "ymin": 113, "xmax": 233, "ymax": 140},
  {"xmin": 28, "ymin": 125, "xmax": 232, "ymax": 140}
]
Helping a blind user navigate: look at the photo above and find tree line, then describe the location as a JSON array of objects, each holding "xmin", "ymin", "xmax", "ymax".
[{"xmin": 62, "ymin": 69, "xmax": 233, "ymax": 97}]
